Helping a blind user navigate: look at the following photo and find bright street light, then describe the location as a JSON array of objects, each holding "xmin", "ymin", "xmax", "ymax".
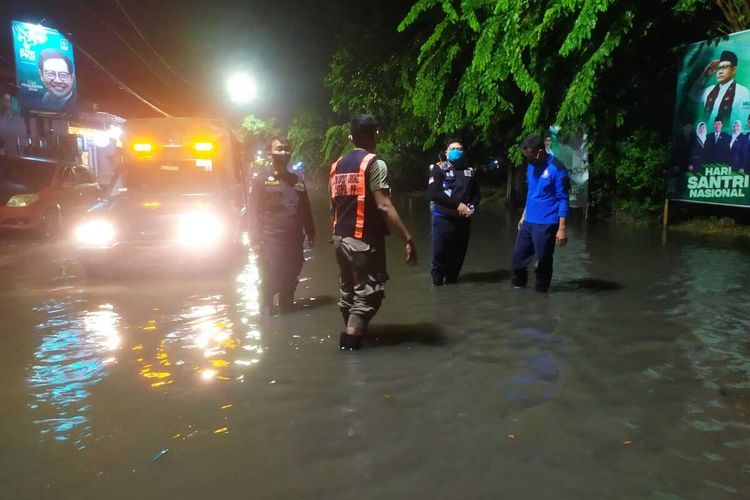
[{"xmin": 227, "ymin": 73, "xmax": 257, "ymax": 104}]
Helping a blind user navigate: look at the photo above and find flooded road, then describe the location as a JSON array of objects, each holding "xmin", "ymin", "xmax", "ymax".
[{"xmin": 1, "ymin": 192, "xmax": 749, "ymax": 499}]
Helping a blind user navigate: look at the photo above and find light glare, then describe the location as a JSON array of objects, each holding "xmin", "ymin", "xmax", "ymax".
[
  {"xmin": 177, "ymin": 212, "xmax": 224, "ymax": 248},
  {"xmin": 75, "ymin": 220, "xmax": 116, "ymax": 246},
  {"xmin": 227, "ymin": 73, "xmax": 257, "ymax": 104}
]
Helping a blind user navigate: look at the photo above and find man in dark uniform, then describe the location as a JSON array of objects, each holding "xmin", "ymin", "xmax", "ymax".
[
  {"xmin": 330, "ymin": 114, "xmax": 417, "ymax": 350},
  {"xmin": 249, "ymin": 137, "xmax": 315, "ymax": 316},
  {"xmin": 429, "ymin": 139, "xmax": 480, "ymax": 285},
  {"xmin": 705, "ymin": 118, "xmax": 731, "ymax": 165},
  {"xmin": 511, "ymin": 136, "xmax": 570, "ymax": 293}
]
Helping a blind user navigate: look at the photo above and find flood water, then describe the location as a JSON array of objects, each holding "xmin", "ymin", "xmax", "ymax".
[{"xmin": 1, "ymin": 191, "xmax": 749, "ymax": 499}]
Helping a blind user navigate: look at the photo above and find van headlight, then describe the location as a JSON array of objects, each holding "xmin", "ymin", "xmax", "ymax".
[
  {"xmin": 7, "ymin": 194, "xmax": 39, "ymax": 207},
  {"xmin": 177, "ymin": 212, "xmax": 224, "ymax": 248},
  {"xmin": 75, "ymin": 220, "xmax": 116, "ymax": 246}
]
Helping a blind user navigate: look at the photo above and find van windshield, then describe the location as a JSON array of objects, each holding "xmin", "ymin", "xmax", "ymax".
[
  {"xmin": 110, "ymin": 160, "xmax": 221, "ymax": 196},
  {"xmin": 0, "ymin": 160, "xmax": 57, "ymax": 192}
]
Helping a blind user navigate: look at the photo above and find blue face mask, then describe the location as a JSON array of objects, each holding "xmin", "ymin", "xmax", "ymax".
[{"xmin": 447, "ymin": 149, "xmax": 464, "ymax": 163}]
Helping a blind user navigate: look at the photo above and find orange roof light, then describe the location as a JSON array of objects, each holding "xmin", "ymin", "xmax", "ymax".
[
  {"xmin": 133, "ymin": 143, "xmax": 153, "ymax": 153},
  {"xmin": 193, "ymin": 142, "xmax": 214, "ymax": 152}
]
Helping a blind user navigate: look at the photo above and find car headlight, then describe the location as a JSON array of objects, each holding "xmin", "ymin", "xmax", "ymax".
[
  {"xmin": 176, "ymin": 211, "xmax": 224, "ymax": 248},
  {"xmin": 75, "ymin": 220, "xmax": 116, "ymax": 247},
  {"xmin": 7, "ymin": 194, "xmax": 39, "ymax": 207}
]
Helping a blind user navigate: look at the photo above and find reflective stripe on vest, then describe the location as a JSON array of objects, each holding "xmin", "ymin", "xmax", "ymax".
[{"xmin": 354, "ymin": 153, "xmax": 375, "ymax": 239}]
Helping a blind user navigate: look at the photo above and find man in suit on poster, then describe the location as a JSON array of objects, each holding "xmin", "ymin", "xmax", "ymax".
[{"xmin": 704, "ymin": 118, "xmax": 731, "ymax": 165}]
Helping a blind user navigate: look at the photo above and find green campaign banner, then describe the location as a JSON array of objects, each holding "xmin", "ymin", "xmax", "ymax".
[
  {"xmin": 12, "ymin": 21, "xmax": 77, "ymax": 117},
  {"xmin": 669, "ymin": 29, "xmax": 750, "ymax": 207},
  {"xmin": 546, "ymin": 127, "xmax": 589, "ymax": 208}
]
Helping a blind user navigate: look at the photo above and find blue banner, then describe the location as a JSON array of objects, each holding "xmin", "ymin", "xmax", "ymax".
[{"xmin": 12, "ymin": 21, "xmax": 77, "ymax": 117}]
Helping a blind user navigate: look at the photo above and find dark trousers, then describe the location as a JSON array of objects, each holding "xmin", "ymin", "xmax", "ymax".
[
  {"xmin": 431, "ymin": 213, "xmax": 471, "ymax": 284},
  {"xmin": 333, "ymin": 236, "xmax": 388, "ymax": 331},
  {"xmin": 258, "ymin": 234, "xmax": 304, "ymax": 308},
  {"xmin": 511, "ymin": 222, "xmax": 558, "ymax": 292}
]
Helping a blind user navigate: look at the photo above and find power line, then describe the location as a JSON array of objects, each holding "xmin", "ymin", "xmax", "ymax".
[
  {"xmin": 74, "ymin": 41, "xmax": 172, "ymax": 117},
  {"xmin": 79, "ymin": 3, "xmax": 180, "ymax": 96},
  {"xmin": 112, "ymin": 0, "xmax": 192, "ymax": 86}
]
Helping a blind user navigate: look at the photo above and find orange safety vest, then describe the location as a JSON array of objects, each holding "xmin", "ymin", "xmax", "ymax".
[{"xmin": 329, "ymin": 149, "xmax": 381, "ymax": 240}]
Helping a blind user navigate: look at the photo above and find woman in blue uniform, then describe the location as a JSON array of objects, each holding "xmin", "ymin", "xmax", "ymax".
[{"xmin": 428, "ymin": 139, "xmax": 480, "ymax": 286}]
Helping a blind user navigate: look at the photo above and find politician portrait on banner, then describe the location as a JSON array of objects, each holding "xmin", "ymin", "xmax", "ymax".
[
  {"xmin": 12, "ymin": 21, "xmax": 77, "ymax": 118},
  {"xmin": 670, "ymin": 29, "xmax": 750, "ymax": 207}
]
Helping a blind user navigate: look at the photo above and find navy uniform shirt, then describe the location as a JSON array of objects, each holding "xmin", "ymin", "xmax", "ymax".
[
  {"xmin": 428, "ymin": 161, "xmax": 480, "ymax": 217},
  {"xmin": 248, "ymin": 167, "xmax": 315, "ymax": 242}
]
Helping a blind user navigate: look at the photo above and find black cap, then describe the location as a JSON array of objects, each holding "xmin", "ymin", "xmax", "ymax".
[
  {"xmin": 720, "ymin": 50, "xmax": 738, "ymax": 66},
  {"xmin": 520, "ymin": 135, "xmax": 544, "ymax": 151}
]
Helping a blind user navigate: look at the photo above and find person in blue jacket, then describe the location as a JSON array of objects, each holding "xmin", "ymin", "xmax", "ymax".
[
  {"xmin": 511, "ymin": 135, "xmax": 570, "ymax": 293},
  {"xmin": 429, "ymin": 139, "xmax": 480, "ymax": 286}
]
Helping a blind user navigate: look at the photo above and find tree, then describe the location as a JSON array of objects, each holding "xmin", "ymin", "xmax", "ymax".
[
  {"xmin": 233, "ymin": 114, "xmax": 280, "ymax": 169},
  {"xmin": 677, "ymin": 0, "xmax": 750, "ymax": 33},
  {"xmin": 234, "ymin": 114, "xmax": 279, "ymax": 151},
  {"xmin": 399, "ymin": 0, "xmax": 719, "ymax": 213},
  {"xmin": 322, "ymin": 47, "xmax": 434, "ymax": 188},
  {"xmin": 288, "ymin": 112, "xmax": 328, "ymax": 179}
]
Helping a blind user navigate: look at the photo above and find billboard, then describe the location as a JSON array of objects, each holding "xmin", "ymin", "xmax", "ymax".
[
  {"xmin": 12, "ymin": 21, "xmax": 77, "ymax": 117},
  {"xmin": 546, "ymin": 127, "xmax": 589, "ymax": 208},
  {"xmin": 669, "ymin": 29, "xmax": 750, "ymax": 207}
]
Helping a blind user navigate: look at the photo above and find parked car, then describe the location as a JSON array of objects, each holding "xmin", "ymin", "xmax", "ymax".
[
  {"xmin": 0, "ymin": 156, "xmax": 102, "ymax": 237},
  {"xmin": 73, "ymin": 118, "xmax": 248, "ymax": 275}
]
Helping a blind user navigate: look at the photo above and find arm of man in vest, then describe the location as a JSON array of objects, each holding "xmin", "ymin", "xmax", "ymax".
[{"xmin": 369, "ymin": 159, "xmax": 417, "ymax": 265}]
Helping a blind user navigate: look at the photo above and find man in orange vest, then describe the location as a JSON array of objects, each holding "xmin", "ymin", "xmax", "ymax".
[{"xmin": 330, "ymin": 114, "xmax": 417, "ymax": 350}]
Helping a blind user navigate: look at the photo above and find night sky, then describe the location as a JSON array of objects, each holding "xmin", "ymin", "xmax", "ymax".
[{"xmin": 0, "ymin": 0, "xmax": 411, "ymax": 126}]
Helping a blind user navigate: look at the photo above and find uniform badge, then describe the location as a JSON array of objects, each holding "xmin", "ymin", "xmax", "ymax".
[
  {"xmin": 542, "ymin": 169, "xmax": 550, "ymax": 178},
  {"xmin": 464, "ymin": 169, "xmax": 473, "ymax": 177}
]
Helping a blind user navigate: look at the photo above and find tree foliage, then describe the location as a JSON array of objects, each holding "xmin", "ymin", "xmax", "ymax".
[
  {"xmin": 290, "ymin": 0, "xmax": 728, "ymax": 212},
  {"xmin": 234, "ymin": 114, "xmax": 279, "ymax": 149},
  {"xmin": 288, "ymin": 112, "xmax": 328, "ymax": 177},
  {"xmin": 398, "ymin": 0, "xmax": 720, "ymax": 212}
]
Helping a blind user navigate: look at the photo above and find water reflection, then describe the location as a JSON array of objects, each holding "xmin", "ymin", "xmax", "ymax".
[
  {"xmin": 664, "ymin": 246, "xmax": 750, "ymax": 394},
  {"xmin": 28, "ymin": 302, "xmax": 121, "ymax": 449},
  {"xmin": 28, "ymin": 255, "xmax": 265, "ymax": 447},
  {"xmin": 505, "ymin": 326, "xmax": 564, "ymax": 407},
  {"xmin": 647, "ymin": 245, "xmax": 750, "ymax": 494}
]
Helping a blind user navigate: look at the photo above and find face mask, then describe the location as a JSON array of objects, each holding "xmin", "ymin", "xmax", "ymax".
[
  {"xmin": 447, "ymin": 149, "xmax": 464, "ymax": 164},
  {"xmin": 272, "ymin": 153, "xmax": 290, "ymax": 166}
]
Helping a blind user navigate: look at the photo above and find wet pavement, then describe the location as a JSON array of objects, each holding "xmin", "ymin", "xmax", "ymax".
[{"xmin": 1, "ymin": 191, "xmax": 749, "ymax": 499}]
